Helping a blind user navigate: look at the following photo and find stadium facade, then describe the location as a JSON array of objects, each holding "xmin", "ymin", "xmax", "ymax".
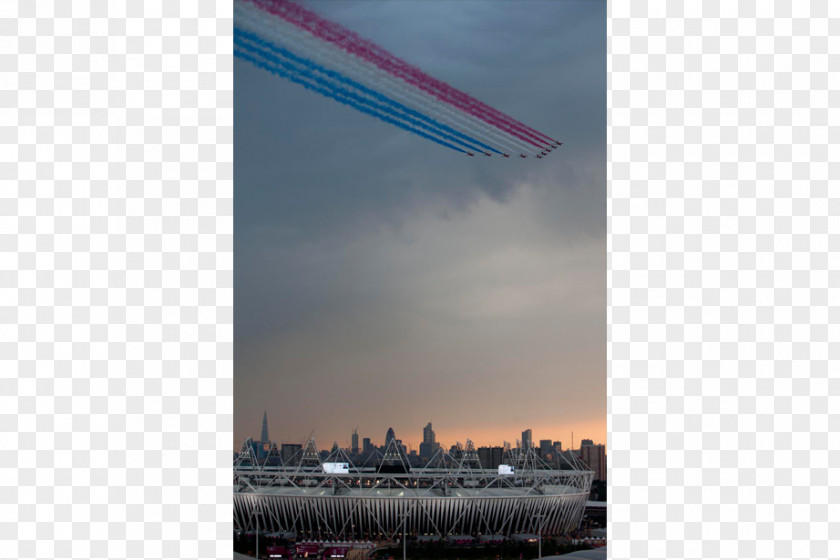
[{"xmin": 234, "ymin": 437, "xmax": 593, "ymax": 541}]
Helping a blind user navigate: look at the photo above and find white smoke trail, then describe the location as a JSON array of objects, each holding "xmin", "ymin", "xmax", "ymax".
[
  {"xmin": 236, "ymin": 2, "xmax": 491, "ymax": 153},
  {"xmin": 260, "ymin": 0, "xmax": 551, "ymax": 154},
  {"xmin": 236, "ymin": 40, "xmax": 472, "ymax": 154},
  {"xmin": 236, "ymin": 1, "xmax": 516, "ymax": 154},
  {"xmin": 235, "ymin": 1, "xmax": 542, "ymax": 156},
  {"xmin": 235, "ymin": 30, "xmax": 484, "ymax": 154}
]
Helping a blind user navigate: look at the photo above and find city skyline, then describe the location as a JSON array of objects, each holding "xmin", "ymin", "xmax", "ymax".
[
  {"xmin": 235, "ymin": 1, "xmax": 606, "ymax": 451},
  {"xmin": 245, "ymin": 414, "xmax": 605, "ymax": 452}
]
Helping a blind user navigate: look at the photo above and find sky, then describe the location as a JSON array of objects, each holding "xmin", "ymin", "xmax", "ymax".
[{"xmin": 234, "ymin": 0, "xmax": 606, "ymax": 451}]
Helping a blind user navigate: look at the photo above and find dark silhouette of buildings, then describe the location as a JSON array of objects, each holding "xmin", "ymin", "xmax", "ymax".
[
  {"xmin": 419, "ymin": 422, "xmax": 440, "ymax": 461},
  {"xmin": 521, "ymin": 428, "xmax": 533, "ymax": 450},
  {"xmin": 580, "ymin": 442, "xmax": 606, "ymax": 481}
]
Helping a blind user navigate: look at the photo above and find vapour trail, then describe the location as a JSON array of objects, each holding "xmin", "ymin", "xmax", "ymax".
[
  {"xmin": 258, "ymin": 0, "xmax": 547, "ymax": 149},
  {"xmin": 234, "ymin": 1, "xmax": 536, "ymax": 156},
  {"xmin": 235, "ymin": 0, "xmax": 561, "ymax": 158},
  {"xmin": 235, "ymin": 44, "xmax": 469, "ymax": 155},
  {"xmin": 234, "ymin": 28, "xmax": 501, "ymax": 155},
  {"xmin": 255, "ymin": 0, "xmax": 557, "ymax": 149},
  {"xmin": 236, "ymin": 29, "xmax": 491, "ymax": 154}
]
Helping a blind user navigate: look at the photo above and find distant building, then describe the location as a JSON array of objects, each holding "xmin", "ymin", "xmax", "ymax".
[
  {"xmin": 280, "ymin": 443, "xmax": 302, "ymax": 465},
  {"xmin": 580, "ymin": 443, "xmax": 606, "ymax": 481},
  {"xmin": 521, "ymin": 429, "xmax": 533, "ymax": 450},
  {"xmin": 362, "ymin": 437, "xmax": 373, "ymax": 454},
  {"xmin": 351, "ymin": 430, "xmax": 359, "ymax": 455},
  {"xmin": 419, "ymin": 422, "xmax": 440, "ymax": 461},
  {"xmin": 557, "ymin": 449, "xmax": 580, "ymax": 469},
  {"xmin": 539, "ymin": 439, "xmax": 553, "ymax": 458},
  {"xmin": 260, "ymin": 411, "xmax": 270, "ymax": 444},
  {"xmin": 423, "ymin": 422, "xmax": 435, "ymax": 444},
  {"xmin": 419, "ymin": 442, "xmax": 439, "ymax": 461},
  {"xmin": 249, "ymin": 439, "xmax": 263, "ymax": 461},
  {"xmin": 385, "ymin": 427, "xmax": 396, "ymax": 446},
  {"xmin": 580, "ymin": 439, "xmax": 594, "ymax": 448},
  {"xmin": 478, "ymin": 446, "xmax": 504, "ymax": 469},
  {"xmin": 553, "ymin": 441, "xmax": 562, "ymax": 451}
]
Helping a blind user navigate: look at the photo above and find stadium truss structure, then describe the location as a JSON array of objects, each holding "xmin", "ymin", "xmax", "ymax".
[{"xmin": 234, "ymin": 437, "xmax": 594, "ymax": 541}]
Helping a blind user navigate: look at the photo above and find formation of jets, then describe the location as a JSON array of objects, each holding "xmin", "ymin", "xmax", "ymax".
[{"xmin": 467, "ymin": 141, "xmax": 562, "ymax": 159}]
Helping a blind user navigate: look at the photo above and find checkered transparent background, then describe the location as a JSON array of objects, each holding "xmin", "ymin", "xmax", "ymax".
[
  {"xmin": 2, "ymin": 1, "xmax": 233, "ymax": 559},
  {"xmin": 609, "ymin": 1, "xmax": 839, "ymax": 559},
  {"xmin": 2, "ymin": 1, "xmax": 838, "ymax": 559}
]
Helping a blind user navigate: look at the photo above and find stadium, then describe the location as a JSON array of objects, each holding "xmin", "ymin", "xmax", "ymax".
[{"xmin": 234, "ymin": 438, "xmax": 593, "ymax": 542}]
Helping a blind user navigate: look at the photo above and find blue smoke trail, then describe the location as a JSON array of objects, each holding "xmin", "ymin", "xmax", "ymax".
[
  {"xmin": 235, "ymin": 44, "xmax": 469, "ymax": 155},
  {"xmin": 235, "ymin": 27, "xmax": 503, "ymax": 156},
  {"xmin": 236, "ymin": 33, "xmax": 480, "ymax": 154}
]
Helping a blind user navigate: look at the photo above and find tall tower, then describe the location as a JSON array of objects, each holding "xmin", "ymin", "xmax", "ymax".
[
  {"xmin": 420, "ymin": 422, "xmax": 438, "ymax": 461},
  {"xmin": 385, "ymin": 427, "xmax": 396, "ymax": 446},
  {"xmin": 260, "ymin": 411, "xmax": 269, "ymax": 443},
  {"xmin": 521, "ymin": 428, "xmax": 532, "ymax": 450},
  {"xmin": 351, "ymin": 429, "xmax": 359, "ymax": 455},
  {"xmin": 423, "ymin": 422, "xmax": 435, "ymax": 444}
]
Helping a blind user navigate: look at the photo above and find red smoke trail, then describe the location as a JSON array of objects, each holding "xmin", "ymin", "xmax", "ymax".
[
  {"xmin": 268, "ymin": 0, "xmax": 553, "ymax": 149},
  {"xmin": 251, "ymin": 0, "xmax": 556, "ymax": 149}
]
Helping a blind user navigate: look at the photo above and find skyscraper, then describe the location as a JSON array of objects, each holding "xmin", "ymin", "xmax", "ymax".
[
  {"xmin": 423, "ymin": 422, "xmax": 435, "ymax": 444},
  {"xmin": 580, "ymin": 442, "xmax": 606, "ymax": 481},
  {"xmin": 351, "ymin": 429, "xmax": 359, "ymax": 455},
  {"xmin": 363, "ymin": 437, "xmax": 372, "ymax": 454},
  {"xmin": 580, "ymin": 439, "xmax": 594, "ymax": 449},
  {"xmin": 419, "ymin": 422, "xmax": 440, "ymax": 461},
  {"xmin": 260, "ymin": 411, "xmax": 269, "ymax": 443},
  {"xmin": 521, "ymin": 429, "xmax": 533, "ymax": 450},
  {"xmin": 385, "ymin": 427, "xmax": 396, "ymax": 446}
]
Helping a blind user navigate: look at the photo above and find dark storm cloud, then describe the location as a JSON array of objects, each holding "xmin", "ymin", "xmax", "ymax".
[{"xmin": 235, "ymin": 0, "xmax": 605, "ymax": 447}]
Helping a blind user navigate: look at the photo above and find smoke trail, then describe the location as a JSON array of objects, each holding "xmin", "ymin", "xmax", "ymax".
[
  {"xmin": 235, "ymin": 28, "xmax": 501, "ymax": 155},
  {"xmin": 235, "ymin": 1, "xmax": 530, "ymax": 156},
  {"xmin": 254, "ymin": 0, "xmax": 545, "ymax": 147},
  {"xmin": 254, "ymin": 0, "xmax": 546, "ymax": 148},
  {"xmin": 254, "ymin": 0, "xmax": 557, "ymax": 149},
  {"xmin": 235, "ymin": 44, "xmax": 469, "ymax": 155},
  {"xmin": 236, "ymin": 30, "xmax": 489, "ymax": 154}
]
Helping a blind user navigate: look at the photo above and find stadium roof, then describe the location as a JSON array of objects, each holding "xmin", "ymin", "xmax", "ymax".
[{"xmin": 244, "ymin": 484, "xmax": 584, "ymax": 499}]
